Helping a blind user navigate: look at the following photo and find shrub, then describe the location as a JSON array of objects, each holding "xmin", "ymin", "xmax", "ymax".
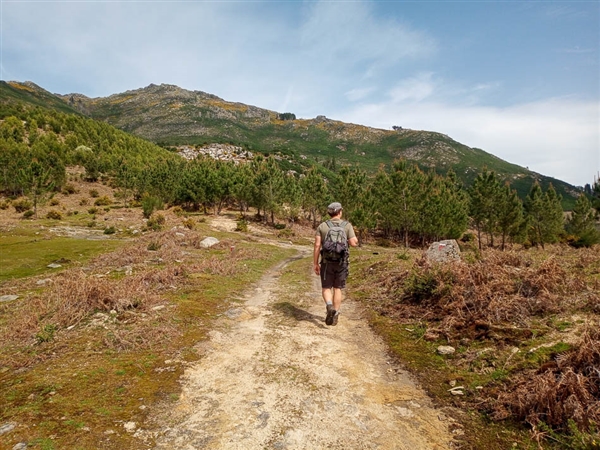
[
  {"xmin": 147, "ymin": 241, "xmax": 161, "ymax": 251},
  {"xmin": 277, "ymin": 228, "xmax": 294, "ymax": 239},
  {"xmin": 13, "ymin": 198, "xmax": 33, "ymax": 213},
  {"xmin": 0, "ymin": 199, "xmax": 11, "ymax": 210},
  {"xmin": 103, "ymin": 226, "xmax": 116, "ymax": 235},
  {"xmin": 46, "ymin": 210, "xmax": 62, "ymax": 220},
  {"xmin": 568, "ymin": 229, "xmax": 600, "ymax": 248},
  {"xmin": 147, "ymin": 213, "xmax": 165, "ymax": 231},
  {"xmin": 235, "ymin": 217, "xmax": 248, "ymax": 232},
  {"xmin": 49, "ymin": 198, "xmax": 60, "ymax": 206},
  {"xmin": 94, "ymin": 195, "xmax": 112, "ymax": 206},
  {"xmin": 62, "ymin": 183, "xmax": 78, "ymax": 195},
  {"xmin": 87, "ymin": 220, "xmax": 96, "ymax": 228},
  {"xmin": 142, "ymin": 195, "xmax": 163, "ymax": 219},
  {"xmin": 88, "ymin": 207, "xmax": 98, "ymax": 215},
  {"xmin": 22, "ymin": 210, "xmax": 34, "ymax": 219},
  {"xmin": 36, "ymin": 324, "xmax": 57, "ymax": 344},
  {"xmin": 89, "ymin": 189, "xmax": 99, "ymax": 198},
  {"xmin": 79, "ymin": 198, "xmax": 89, "ymax": 206},
  {"xmin": 172, "ymin": 206, "xmax": 184, "ymax": 217},
  {"xmin": 182, "ymin": 218, "xmax": 195, "ymax": 230}
]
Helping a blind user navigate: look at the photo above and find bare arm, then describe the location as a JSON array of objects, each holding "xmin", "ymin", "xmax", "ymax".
[
  {"xmin": 313, "ymin": 235, "xmax": 322, "ymax": 275},
  {"xmin": 348, "ymin": 236, "xmax": 359, "ymax": 247}
]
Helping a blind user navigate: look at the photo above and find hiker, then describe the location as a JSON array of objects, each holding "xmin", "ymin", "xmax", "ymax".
[{"xmin": 313, "ymin": 202, "xmax": 358, "ymax": 326}]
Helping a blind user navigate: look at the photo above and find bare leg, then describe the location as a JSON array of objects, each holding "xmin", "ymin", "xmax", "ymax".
[
  {"xmin": 322, "ymin": 288, "xmax": 333, "ymax": 304},
  {"xmin": 332, "ymin": 288, "xmax": 343, "ymax": 311}
]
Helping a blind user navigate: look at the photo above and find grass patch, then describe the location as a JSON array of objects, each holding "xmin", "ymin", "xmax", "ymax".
[
  {"xmin": 0, "ymin": 227, "xmax": 294, "ymax": 449},
  {"xmin": 0, "ymin": 232, "xmax": 123, "ymax": 281}
]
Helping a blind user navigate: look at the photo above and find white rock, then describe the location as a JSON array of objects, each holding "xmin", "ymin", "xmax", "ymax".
[
  {"xmin": 12, "ymin": 443, "xmax": 27, "ymax": 450},
  {"xmin": 0, "ymin": 295, "xmax": 19, "ymax": 303},
  {"xmin": 199, "ymin": 237, "xmax": 219, "ymax": 248},
  {"xmin": 437, "ymin": 345, "xmax": 456, "ymax": 355},
  {"xmin": 0, "ymin": 423, "xmax": 16, "ymax": 434},
  {"xmin": 124, "ymin": 422, "xmax": 136, "ymax": 432},
  {"xmin": 47, "ymin": 263, "xmax": 62, "ymax": 269}
]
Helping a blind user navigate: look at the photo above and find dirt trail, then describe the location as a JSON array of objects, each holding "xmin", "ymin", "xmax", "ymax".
[{"xmin": 149, "ymin": 241, "xmax": 454, "ymax": 449}]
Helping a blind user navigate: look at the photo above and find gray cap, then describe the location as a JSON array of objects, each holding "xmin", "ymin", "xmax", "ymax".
[{"xmin": 327, "ymin": 202, "xmax": 342, "ymax": 213}]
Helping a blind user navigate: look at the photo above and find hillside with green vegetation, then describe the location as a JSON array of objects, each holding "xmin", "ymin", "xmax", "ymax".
[
  {"xmin": 0, "ymin": 82, "xmax": 598, "ymax": 449},
  {"xmin": 2, "ymin": 80, "xmax": 581, "ymax": 207}
]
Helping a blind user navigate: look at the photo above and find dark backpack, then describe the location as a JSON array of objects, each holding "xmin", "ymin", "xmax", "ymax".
[{"xmin": 321, "ymin": 220, "xmax": 348, "ymax": 263}]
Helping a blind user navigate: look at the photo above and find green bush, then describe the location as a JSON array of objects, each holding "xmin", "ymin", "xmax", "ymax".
[
  {"xmin": 62, "ymin": 183, "xmax": 78, "ymax": 195},
  {"xmin": 88, "ymin": 207, "xmax": 98, "ymax": 215},
  {"xmin": 147, "ymin": 241, "xmax": 161, "ymax": 251},
  {"xmin": 46, "ymin": 210, "xmax": 62, "ymax": 220},
  {"xmin": 79, "ymin": 198, "xmax": 89, "ymax": 206},
  {"xmin": 568, "ymin": 229, "xmax": 600, "ymax": 248},
  {"xmin": 403, "ymin": 269, "xmax": 440, "ymax": 303},
  {"xmin": 172, "ymin": 206, "xmax": 185, "ymax": 217},
  {"xmin": 36, "ymin": 324, "xmax": 57, "ymax": 344},
  {"xmin": 13, "ymin": 198, "xmax": 33, "ymax": 213},
  {"xmin": 103, "ymin": 226, "xmax": 116, "ymax": 235},
  {"xmin": 49, "ymin": 198, "xmax": 60, "ymax": 206},
  {"xmin": 0, "ymin": 199, "xmax": 11, "ymax": 210},
  {"xmin": 235, "ymin": 217, "xmax": 248, "ymax": 232},
  {"xmin": 182, "ymin": 218, "xmax": 195, "ymax": 230},
  {"xmin": 22, "ymin": 210, "xmax": 35, "ymax": 219},
  {"xmin": 142, "ymin": 195, "xmax": 163, "ymax": 219},
  {"xmin": 89, "ymin": 189, "xmax": 99, "ymax": 198},
  {"xmin": 147, "ymin": 213, "xmax": 165, "ymax": 231},
  {"xmin": 94, "ymin": 195, "xmax": 112, "ymax": 206}
]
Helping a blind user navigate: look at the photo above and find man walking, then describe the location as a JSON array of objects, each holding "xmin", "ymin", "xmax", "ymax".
[{"xmin": 313, "ymin": 202, "xmax": 358, "ymax": 326}]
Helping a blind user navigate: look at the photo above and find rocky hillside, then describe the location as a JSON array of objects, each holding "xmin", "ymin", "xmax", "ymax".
[{"xmin": 2, "ymin": 80, "xmax": 581, "ymax": 205}]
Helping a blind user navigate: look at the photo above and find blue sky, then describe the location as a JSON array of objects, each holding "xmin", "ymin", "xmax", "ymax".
[{"xmin": 2, "ymin": 0, "xmax": 599, "ymax": 186}]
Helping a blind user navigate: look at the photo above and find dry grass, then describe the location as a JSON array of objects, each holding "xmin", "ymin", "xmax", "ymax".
[
  {"xmin": 0, "ymin": 228, "xmax": 259, "ymax": 368},
  {"xmin": 355, "ymin": 245, "xmax": 600, "ymax": 443},
  {"xmin": 368, "ymin": 248, "xmax": 595, "ymax": 341},
  {"xmin": 494, "ymin": 326, "xmax": 600, "ymax": 434}
]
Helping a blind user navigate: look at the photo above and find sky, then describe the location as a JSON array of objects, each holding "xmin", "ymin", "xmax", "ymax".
[{"xmin": 1, "ymin": 0, "xmax": 599, "ymax": 187}]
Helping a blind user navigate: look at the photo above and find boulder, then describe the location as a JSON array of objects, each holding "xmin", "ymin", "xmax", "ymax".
[
  {"xmin": 199, "ymin": 237, "xmax": 219, "ymax": 248},
  {"xmin": 436, "ymin": 345, "xmax": 456, "ymax": 355},
  {"xmin": 426, "ymin": 240, "xmax": 460, "ymax": 263}
]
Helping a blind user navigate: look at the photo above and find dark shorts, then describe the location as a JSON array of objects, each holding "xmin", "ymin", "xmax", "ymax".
[{"xmin": 320, "ymin": 261, "xmax": 348, "ymax": 289}]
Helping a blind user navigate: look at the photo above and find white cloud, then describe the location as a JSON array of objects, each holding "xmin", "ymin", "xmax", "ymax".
[
  {"xmin": 299, "ymin": 0, "xmax": 436, "ymax": 77},
  {"xmin": 345, "ymin": 87, "xmax": 375, "ymax": 102},
  {"xmin": 389, "ymin": 73, "xmax": 435, "ymax": 103},
  {"xmin": 335, "ymin": 97, "xmax": 599, "ymax": 186}
]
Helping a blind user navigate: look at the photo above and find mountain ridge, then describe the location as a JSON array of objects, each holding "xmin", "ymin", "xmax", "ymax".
[{"xmin": 2, "ymin": 80, "xmax": 581, "ymax": 206}]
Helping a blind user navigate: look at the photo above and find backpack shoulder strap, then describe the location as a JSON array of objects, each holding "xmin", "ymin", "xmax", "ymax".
[
  {"xmin": 341, "ymin": 220, "xmax": 348, "ymax": 228},
  {"xmin": 326, "ymin": 220, "xmax": 333, "ymax": 228}
]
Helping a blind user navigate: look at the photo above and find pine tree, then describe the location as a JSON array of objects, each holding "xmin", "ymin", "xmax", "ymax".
[
  {"xmin": 469, "ymin": 169, "xmax": 502, "ymax": 249},
  {"xmin": 524, "ymin": 182, "xmax": 564, "ymax": 248},
  {"xmin": 301, "ymin": 166, "xmax": 328, "ymax": 228},
  {"xmin": 541, "ymin": 184, "xmax": 565, "ymax": 244},
  {"xmin": 496, "ymin": 183, "xmax": 524, "ymax": 250},
  {"xmin": 566, "ymin": 194, "xmax": 600, "ymax": 247},
  {"xmin": 17, "ymin": 159, "xmax": 55, "ymax": 216}
]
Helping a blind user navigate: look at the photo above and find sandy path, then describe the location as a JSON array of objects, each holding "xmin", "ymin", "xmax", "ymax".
[{"xmin": 151, "ymin": 249, "xmax": 454, "ymax": 449}]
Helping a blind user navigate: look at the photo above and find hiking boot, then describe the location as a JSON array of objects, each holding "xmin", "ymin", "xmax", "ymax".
[
  {"xmin": 325, "ymin": 306, "xmax": 336, "ymax": 326},
  {"xmin": 331, "ymin": 311, "xmax": 340, "ymax": 326}
]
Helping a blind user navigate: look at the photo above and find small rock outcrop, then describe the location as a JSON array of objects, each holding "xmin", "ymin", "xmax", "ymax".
[
  {"xmin": 425, "ymin": 240, "xmax": 460, "ymax": 263},
  {"xmin": 199, "ymin": 237, "xmax": 219, "ymax": 248}
]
